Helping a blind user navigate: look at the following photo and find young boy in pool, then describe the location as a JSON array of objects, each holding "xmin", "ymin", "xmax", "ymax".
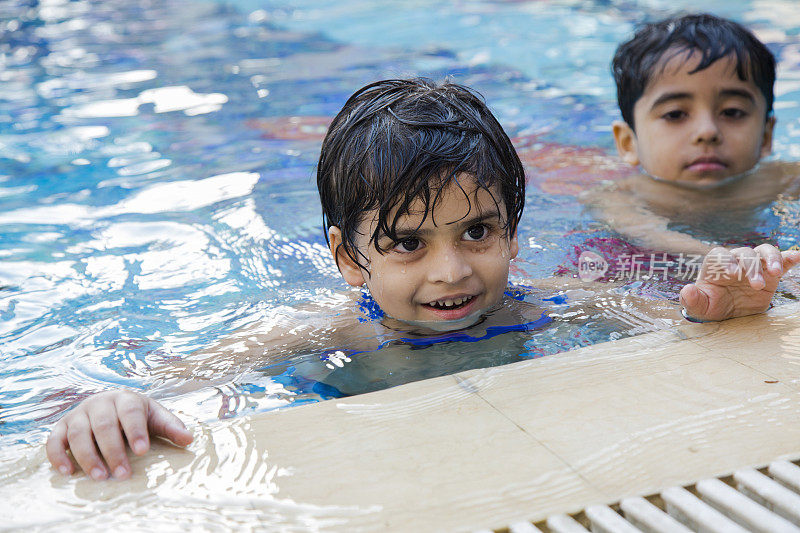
[
  {"xmin": 584, "ymin": 13, "xmax": 800, "ymax": 254},
  {"xmin": 45, "ymin": 78, "xmax": 800, "ymax": 481}
]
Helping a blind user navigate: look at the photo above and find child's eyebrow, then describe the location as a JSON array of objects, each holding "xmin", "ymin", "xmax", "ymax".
[
  {"xmin": 718, "ymin": 88, "xmax": 756, "ymax": 103},
  {"xmin": 444, "ymin": 210, "xmax": 502, "ymax": 228},
  {"xmin": 651, "ymin": 88, "xmax": 757, "ymax": 110},
  {"xmin": 390, "ymin": 210, "xmax": 502, "ymax": 238},
  {"xmin": 649, "ymin": 91, "xmax": 692, "ymax": 110}
]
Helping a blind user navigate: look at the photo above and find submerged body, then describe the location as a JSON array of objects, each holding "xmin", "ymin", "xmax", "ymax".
[
  {"xmin": 584, "ymin": 160, "xmax": 800, "ymax": 254},
  {"xmin": 173, "ymin": 283, "xmax": 661, "ymax": 398},
  {"xmin": 593, "ymin": 14, "xmax": 799, "ymax": 254}
]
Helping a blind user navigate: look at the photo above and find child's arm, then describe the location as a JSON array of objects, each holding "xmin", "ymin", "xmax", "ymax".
[
  {"xmin": 43, "ymin": 317, "xmax": 315, "ymax": 480},
  {"xmin": 152, "ymin": 307, "xmax": 337, "ymax": 386},
  {"xmin": 582, "ymin": 183, "xmax": 713, "ymax": 255},
  {"xmin": 521, "ymin": 245, "xmax": 800, "ymax": 327},
  {"xmin": 44, "ymin": 298, "xmax": 373, "ymax": 479},
  {"xmin": 680, "ymin": 244, "xmax": 800, "ymax": 321},
  {"xmin": 45, "ymin": 390, "xmax": 193, "ymax": 480}
]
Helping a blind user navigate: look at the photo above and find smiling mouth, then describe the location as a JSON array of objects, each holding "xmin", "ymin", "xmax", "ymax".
[{"xmin": 424, "ymin": 295, "xmax": 476, "ymax": 311}]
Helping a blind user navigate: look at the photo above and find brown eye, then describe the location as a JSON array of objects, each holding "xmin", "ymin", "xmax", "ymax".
[
  {"xmin": 395, "ymin": 237, "xmax": 420, "ymax": 252},
  {"xmin": 721, "ymin": 108, "xmax": 747, "ymax": 119},
  {"xmin": 464, "ymin": 224, "xmax": 488, "ymax": 241},
  {"xmin": 661, "ymin": 109, "xmax": 686, "ymax": 121}
]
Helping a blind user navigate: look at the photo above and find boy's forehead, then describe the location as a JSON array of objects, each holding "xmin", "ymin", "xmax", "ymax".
[
  {"xmin": 637, "ymin": 49, "xmax": 766, "ymax": 113},
  {"xmin": 404, "ymin": 181, "xmax": 501, "ymax": 217},
  {"xmin": 648, "ymin": 49, "xmax": 751, "ymax": 90},
  {"xmin": 361, "ymin": 179, "xmax": 505, "ymax": 231}
]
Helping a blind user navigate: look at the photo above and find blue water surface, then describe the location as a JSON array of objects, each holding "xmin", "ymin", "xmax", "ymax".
[{"xmin": 1, "ymin": 0, "xmax": 800, "ymax": 440}]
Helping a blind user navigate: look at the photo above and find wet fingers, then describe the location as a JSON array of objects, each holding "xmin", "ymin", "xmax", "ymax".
[
  {"xmin": 88, "ymin": 401, "xmax": 132, "ymax": 480},
  {"xmin": 754, "ymin": 244, "xmax": 783, "ymax": 277},
  {"xmin": 781, "ymin": 249, "xmax": 800, "ymax": 270},
  {"xmin": 146, "ymin": 398, "xmax": 193, "ymax": 447},
  {"xmin": 699, "ymin": 247, "xmax": 739, "ymax": 283},
  {"xmin": 731, "ymin": 247, "xmax": 764, "ymax": 289},
  {"xmin": 65, "ymin": 411, "xmax": 108, "ymax": 480},
  {"xmin": 45, "ymin": 421, "xmax": 74, "ymax": 476},
  {"xmin": 679, "ymin": 283, "xmax": 711, "ymax": 320},
  {"xmin": 115, "ymin": 393, "xmax": 150, "ymax": 456}
]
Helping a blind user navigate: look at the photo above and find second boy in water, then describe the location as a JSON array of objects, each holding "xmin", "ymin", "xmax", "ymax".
[{"xmin": 585, "ymin": 13, "xmax": 800, "ymax": 254}]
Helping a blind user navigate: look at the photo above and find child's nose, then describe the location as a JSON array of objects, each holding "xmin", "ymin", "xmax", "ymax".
[
  {"xmin": 427, "ymin": 246, "xmax": 473, "ymax": 284},
  {"xmin": 693, "ymin": 113, "xmax": 721, "ymax": 144}
]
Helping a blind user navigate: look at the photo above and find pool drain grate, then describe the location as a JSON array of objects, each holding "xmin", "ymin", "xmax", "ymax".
[{"xmin": 489, "ymin": 457, "xmax": 800, "ymax": 532}]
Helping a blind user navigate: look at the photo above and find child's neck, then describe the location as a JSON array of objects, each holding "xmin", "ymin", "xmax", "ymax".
[{"xmin": 630, "ymin": 164, "xmax": 773, "ymax": 214}]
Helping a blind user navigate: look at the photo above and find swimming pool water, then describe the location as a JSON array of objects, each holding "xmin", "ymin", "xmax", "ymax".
[{"xmin": 1, "ymin": 0, "xmax": 800, "ymax": 441}]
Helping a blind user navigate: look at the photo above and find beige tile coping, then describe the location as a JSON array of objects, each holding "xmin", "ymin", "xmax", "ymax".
[{"xmin": 3, "ymin": 303, "xmax": 800, "ymax": 532}]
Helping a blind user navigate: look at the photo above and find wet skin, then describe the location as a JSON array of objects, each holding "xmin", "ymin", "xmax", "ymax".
[
  {"xmin": 328, "ymin": 175, "xmax": 519, "ymax": 331},
  {"xmin": 613, "ymin": 50, "xmax": 775, "ymax": 187}
]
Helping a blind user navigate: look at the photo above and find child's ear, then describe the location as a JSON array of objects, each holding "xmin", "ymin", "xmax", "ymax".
[
  {"xmin": 612, "ymin": 120, "xmax": 640, "ymax": 166},
  {"xmin": 328, "ymin": 226, "xmax": 366, "ymax": 287},
  {"xmin": 507, "ymin": 229, "xmax": 519, "ymax": 260},
  {"xmin": 760, "ymin": 115, "xmax": 777, "ymax": 158}
]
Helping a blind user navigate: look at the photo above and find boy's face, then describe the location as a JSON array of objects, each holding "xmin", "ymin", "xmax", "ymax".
[
  {"xmin": 329, "ymin": 175, "xmax": 518, "ymax": 331},
  {"xmin": 614, "ymin": 51, "xmax": 775, "ymax": 187}
]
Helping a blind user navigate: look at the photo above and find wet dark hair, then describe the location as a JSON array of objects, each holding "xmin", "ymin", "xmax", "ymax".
[
  {"xmin": 613, "ymin": 13, "xmax": 776, "ymax": 129},
  {"xmin": 317, "ymin": 78, "xmax": 525, "ymax": 272}
]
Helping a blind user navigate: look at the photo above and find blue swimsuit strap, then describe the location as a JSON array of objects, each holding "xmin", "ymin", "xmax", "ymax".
[
  {"xmin": 354, "ymin": 287, "xmax": 557, "ymax": 350},
  {"xmin": 377, "ymin": 311, "xmax": 553, "ymax": 349},
  {"xmin": 271, "ymin": 310, "xmax": 553, "ymax": 398},
  {"xmin": 304, "ymin": 286, "xmax": 563, "ymax": 362}
]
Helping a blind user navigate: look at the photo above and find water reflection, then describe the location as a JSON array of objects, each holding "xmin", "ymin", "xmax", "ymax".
[
  {"xmin": 0, "ymin": 419, "xmax": 379, "ymax": 531},
  {"xmin": 0, "ymin": 0, "xmax": 799, "ymax": 479}
]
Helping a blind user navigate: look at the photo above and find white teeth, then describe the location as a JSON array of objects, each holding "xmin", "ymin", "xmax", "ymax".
[{"xmin": 432, "ymin": 296, "xmax": 471, "ymax": 308}]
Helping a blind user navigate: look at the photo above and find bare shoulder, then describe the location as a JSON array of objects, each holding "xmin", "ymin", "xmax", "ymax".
[
  {"xmin": 766, "ymin": 159, "xmax": 800, "ymax": 173},
  {"xmin": 154, "ymin": 290, "xmax": 378, "ymax": 386},
  {"xmin": 761, "ymin": 160, "xmax": 800, "ymax": 196},
  {"xmin": 579, "ymin": 173, "xmax": 638, "ymax": 203}
]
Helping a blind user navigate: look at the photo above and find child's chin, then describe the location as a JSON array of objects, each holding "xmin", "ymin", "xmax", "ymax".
[
  {"xmin": 688, "ymin": 173, "xmax": 746, "ymax": 189},
  {"xmin": 400, "ymin": 309, "xmax": 486, "ymax": 333}
]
